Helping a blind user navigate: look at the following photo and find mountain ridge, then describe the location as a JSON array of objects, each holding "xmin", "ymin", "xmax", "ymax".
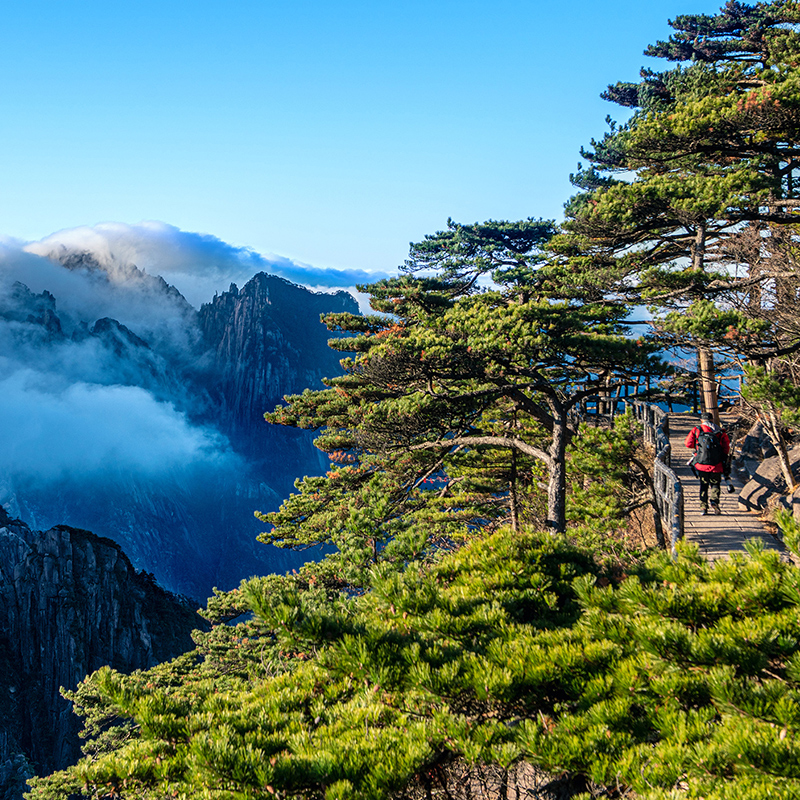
[{"xmin": 0, "ymin": 251, "xmax": 358, "ymax": 599}]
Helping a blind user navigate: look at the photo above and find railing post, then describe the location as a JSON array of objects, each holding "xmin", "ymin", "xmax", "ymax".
[{"xmin": 635, "ymin": 399, "xmax": 684, "ymax": 554}]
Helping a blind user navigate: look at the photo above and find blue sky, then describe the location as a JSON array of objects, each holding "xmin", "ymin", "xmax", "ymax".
[{"xmin": 1, "ymin": 0, "xmax": 724, "ymax": 279}]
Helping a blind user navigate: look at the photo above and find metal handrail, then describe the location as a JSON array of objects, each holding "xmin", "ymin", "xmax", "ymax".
[{"xmin": 632, "ymin": 400, "xmax": 684, "ymax": 555}]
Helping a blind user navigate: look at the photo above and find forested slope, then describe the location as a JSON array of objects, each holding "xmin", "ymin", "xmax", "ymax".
[{"xmin": 27, "ymin": 523, "xmax": 800, "ymax": 800}]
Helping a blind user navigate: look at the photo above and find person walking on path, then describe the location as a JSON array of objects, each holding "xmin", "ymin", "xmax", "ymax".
[{"xmin": 685, "ymin": 412, "xmax": 731, "ymax": 516}]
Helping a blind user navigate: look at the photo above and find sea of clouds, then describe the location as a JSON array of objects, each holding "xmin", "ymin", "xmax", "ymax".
[
  {"xmin": 0, "ymin": 368, "xmax": 239, "ymax": 486},
  {"xmin": 0, "ymin": 221, "xmax": 385, "ymax": 498}
]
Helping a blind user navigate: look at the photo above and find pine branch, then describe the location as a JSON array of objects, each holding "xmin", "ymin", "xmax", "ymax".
[{"xmin": 410, "ymin": 436, "xmax": 552, "ymax": 467}]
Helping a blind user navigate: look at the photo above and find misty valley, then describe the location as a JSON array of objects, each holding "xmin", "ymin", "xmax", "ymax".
[{"xmin": 0, "ymin": 238, "xmax": 357, "ymax": 600}]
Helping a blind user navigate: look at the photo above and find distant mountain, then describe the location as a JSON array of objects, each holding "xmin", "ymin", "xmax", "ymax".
[
  {"xmin": 0, "ymin": 247, "xmax": 358, "ymax": 600},
  {"xmin": 198, "ymin": 272, "xmax": 356, "ymax": 460}
]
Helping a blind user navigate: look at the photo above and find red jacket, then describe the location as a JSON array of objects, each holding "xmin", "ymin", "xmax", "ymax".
[{"xmin": 685, "ymin": 423, "xmax": 731, "ymax": 474}]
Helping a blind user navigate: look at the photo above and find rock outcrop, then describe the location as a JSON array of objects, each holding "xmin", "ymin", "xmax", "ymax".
[
  {"xmin": 735, "ymin": 420, "xmax": 779, "ymax": 481},
  {"xmin": 199, "ymin": 273, "xmax": 358, "ymax": 447},
  {"xmin": 738, "ymin": 444, "xmax": 800, "ymax": 512},
  {"xmin": 0, "ymin": 506, "xmax": 202, "ymax": 797},
  {"xmin": 195, "ymin": 273, "xmax": 359, "ymax": 506}
]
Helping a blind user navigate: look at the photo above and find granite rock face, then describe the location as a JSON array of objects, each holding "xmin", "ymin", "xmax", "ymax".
[
  {"xmin": 196, "ymin": 273, "xmax": 358, "ymax": 503},
  {"xmin": 0, "ymin": 506, "xmax": 202, "ymax": 797},
  {"xmin": 735, "ymin": 420, "xmax": 779, "ymax": 481},
  {"xmin": 199, "ymin": 273, "xmax": 357, "ymax": 446},
  {"xmin": 738, "ymin": 444, "xmax": 800, "ymax": 512}
]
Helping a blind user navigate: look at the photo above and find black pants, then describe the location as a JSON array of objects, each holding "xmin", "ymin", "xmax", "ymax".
[{"xmin": 698, "ymin": 472, "xmax": 721, "ymax": 509}]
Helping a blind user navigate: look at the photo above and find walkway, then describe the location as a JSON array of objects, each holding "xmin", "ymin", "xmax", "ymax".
[{"xmin": 669, "ymin": 414, "xmax": 783, "ymax": 560}]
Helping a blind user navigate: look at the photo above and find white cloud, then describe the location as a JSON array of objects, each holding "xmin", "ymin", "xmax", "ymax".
[
  {"xmin": 23, "ymin": 221, "xmax": 388, "ymax": 307},
  {"xmin": 0, "ymin": 369, "xmax": 239, "ymax": 486},
  {"xmin": 0, "ymin": 237, "xmax": 197, "ymax": 353}
]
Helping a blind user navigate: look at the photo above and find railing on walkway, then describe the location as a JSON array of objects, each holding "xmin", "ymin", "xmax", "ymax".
[
  {"xmin": 632, "ymin": 400, "xmax": 684, "ymax": 555},
  {"xmin": 631, "ymin": 401, "xmax": 671, "ymax": 463}
]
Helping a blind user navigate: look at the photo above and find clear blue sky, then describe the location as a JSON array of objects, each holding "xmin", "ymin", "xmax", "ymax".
[{"xmin": 1, "ymin": 0, "xmax": 724, "ymax": 276}]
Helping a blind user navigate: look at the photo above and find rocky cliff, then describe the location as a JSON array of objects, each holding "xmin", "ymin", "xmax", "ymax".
[
  {"xmin": 198, "ymin": 273, "xmax": 357, "ymax": 447},
  {"xmin": 0, "ymin": 506, "xmax": 202, "ymax": 798}
]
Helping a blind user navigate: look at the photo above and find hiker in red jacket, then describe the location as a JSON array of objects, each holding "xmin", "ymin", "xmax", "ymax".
[{"xmin": 685, "ymin": 412, "xmax": 731, "ymax": 516}]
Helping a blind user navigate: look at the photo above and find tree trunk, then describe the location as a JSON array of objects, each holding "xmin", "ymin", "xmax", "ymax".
[
  {"xmin": 698, "ymin": 346, "xmax": 720, "ymax": 426},
  {"xmin": 691, "ymin": 222, "xmax": 720, "ymax": 426},
  {"xmin": 509, "ymin": 447, "xmax": 520, "ymax": 533},
  {"xmin": 748, "ymin": 259, "xmax": 762, "ymax": 312},
  {"xmin": 651, "ymin": 495, "xmax": 666, "ymax": 551},
  {"xmin": 546, "ymin": 413, "xmax": 568, "ymax": 533},
  {"xmin": 764, "ymin": 406, "xmax": 795, "ymax": 491}
]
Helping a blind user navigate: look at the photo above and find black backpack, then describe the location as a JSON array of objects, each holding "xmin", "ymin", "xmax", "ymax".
[{"xmin": 695, "ymin": 428, "xmax": 724, "ymax": 466}]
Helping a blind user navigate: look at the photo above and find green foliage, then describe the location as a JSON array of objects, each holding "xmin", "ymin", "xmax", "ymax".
[
  {"xmin": 258, "ymin": 216, "xmax": 662, "ymax": 566},
  {"xmin": 29, "ymin": 531, "xmax": 800, "ymax": 800},
  {"xmin": 401, "ymin": 217, "xmax": 556, "ymax": 290},
  {"xmin": 742, "ymin": 363, "xmax": 800, "ymax": 427},
  {"xmin": 565, "ymin": 413, "xmax": 652, "ymax": 559},
  {"xmin": 563, "ymin": 1, "xmax": 800, "ymax": 379},
  {"xmin": 660, "ymin": 298, "xmax": 770, "ymax": 340},
  {"xmin": 644, "ymin": 1, "xmax": 800, "ymax": 67},
  {"xmin": 775, "ymin": 508, "xmax": 800, "ymax": 558}
]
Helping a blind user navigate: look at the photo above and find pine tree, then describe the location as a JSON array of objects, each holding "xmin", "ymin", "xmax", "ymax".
[
  {"xmin": 28, "ymin": 524, "xmax": 800, "ymax": 800},
  {"xmin": 566, "ymin": 1, "xmax": 800, "ymax": 423},
  {"xmin": 259, "ymin": 219, "xmax": 660, "ymax": 546}
]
